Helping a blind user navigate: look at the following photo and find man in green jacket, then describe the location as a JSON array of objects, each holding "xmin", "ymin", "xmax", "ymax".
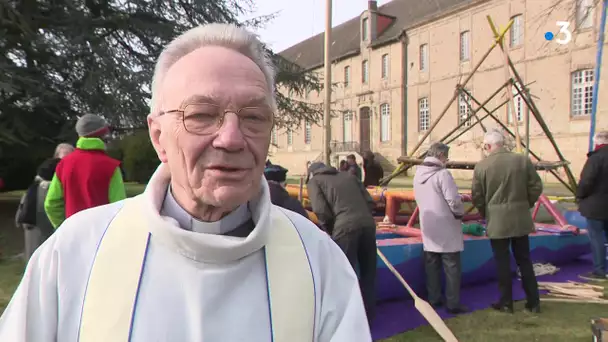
[{"xmin": 472, "ymin": 130, "xmax": 543, "ymax": 314}]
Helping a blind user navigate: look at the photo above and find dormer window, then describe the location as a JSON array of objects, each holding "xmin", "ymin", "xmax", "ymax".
[{"xmin": 362, "ymin": 18, "xmax": 369, "ymax": 41}]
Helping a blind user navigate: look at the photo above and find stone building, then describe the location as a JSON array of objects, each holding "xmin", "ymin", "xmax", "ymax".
[{"xmin": 270, "ymin": 0, "xmax": 606, "ymax": 180}]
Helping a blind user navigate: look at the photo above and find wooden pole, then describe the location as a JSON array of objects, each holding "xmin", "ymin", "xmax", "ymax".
[
  {"xmin": 298, "ymin": 177, "xmax": 304, "ymax": 202},
  {"xmin": 509, "ymin": 78, "xmax": 578, "ymax": 193},
  {"xmin": 323, "ymin": 0, "xmax": 332, "ymax": 166},
  {"xmin": 465, "ymin": 90, "xmax": 575, "ymax": 193},
  {"xmin": 406, "ymin": 21, "xmax": 513, "ymax": 158},
  {"xmin": 487, "ymin": 16, "xmax": 522, "ymax": 153}
]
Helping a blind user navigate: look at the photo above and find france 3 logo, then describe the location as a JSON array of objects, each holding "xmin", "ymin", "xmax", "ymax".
[{"xmin": 544, "ymin": 21, "xmax": 572, "ymax": 45}]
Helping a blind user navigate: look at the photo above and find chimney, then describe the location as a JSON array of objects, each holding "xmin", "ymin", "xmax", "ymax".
[{"xmin": 368, "ymin": 0, "xmax": 377, "ymax": 11}]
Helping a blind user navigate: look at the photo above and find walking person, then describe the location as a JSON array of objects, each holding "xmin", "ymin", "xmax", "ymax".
[
  {"xmin": 413, "ymin": 142, "xmax": 468, "ymax": 314},
  {"xmin": 472, "ymin": 130, "xmax": 543, "ymax": 314},
  {"xmin": 576, "ymin": 131, "xmax": 608, "ymax": 281},
  {"xmin": 306, "ymin": 162, "xmax": 377, "ymax": 327}
]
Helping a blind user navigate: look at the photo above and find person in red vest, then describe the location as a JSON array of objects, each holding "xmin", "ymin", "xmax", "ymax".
[{"xmin": 44, "ymin": 114, "xmax": 126, "ymax": 228}]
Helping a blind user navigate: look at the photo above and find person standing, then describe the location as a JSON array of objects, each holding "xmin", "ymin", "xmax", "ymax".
[
  {"xmin": 346, "ymin": 154, "xmax": 362, "ymax": 181},
  {"xmin": 16, "ymin": 143, "xmax": 74, "ymax": 261},
  {"xmin": 362, "ymin": 151, "xmax": 384, "ymax": 187},
  {"xmin": 306, "ymin": 162, "xmax": 377, "ymax": 326},
  {"xmin": 576, "ymin": 131, "xmax": 608, "ymax": 281},
  {"xmin": 414, "ymin": 142, "xmax": 467, "ymax": 314},
  {"xmin": 264, "ymin": 163, "xmax": 310, "ymax": 220},
  {"xmin": 472, "ymin": 130, "xmax": 543, "ymax": 314},
  {"xmin": 44, "ymin": 114, "xmax": 126, "ymax": 228}
]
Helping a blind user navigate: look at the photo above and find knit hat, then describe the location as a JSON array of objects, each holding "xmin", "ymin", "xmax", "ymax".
[
  {"xmin": 264, "ymin": 163, "xmax": 288, "ymax": 183},
  {"xmin": 75, "ymin": 114, "xmax": 110, "ymax": 138}
]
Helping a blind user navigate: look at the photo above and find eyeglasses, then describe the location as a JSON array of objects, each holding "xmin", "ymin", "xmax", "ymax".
[{"xmin": 161, "ymin": 103, "xmax": 274, "ymax": 138}]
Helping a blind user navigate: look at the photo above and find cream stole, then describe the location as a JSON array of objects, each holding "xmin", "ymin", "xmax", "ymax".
[{"xmin": 78, "ymin": 197, "xmax": 315, "ymax": 342}]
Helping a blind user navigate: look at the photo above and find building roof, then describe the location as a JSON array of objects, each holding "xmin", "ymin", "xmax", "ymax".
[{"xmin": 279, "ymin": 0, "xmax": 478, "ymax": 70}]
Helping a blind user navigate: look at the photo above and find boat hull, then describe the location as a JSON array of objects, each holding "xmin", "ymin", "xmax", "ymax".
[{"xmin": 376, "ymin": 230, "xmax": 590, "ymax": 302}]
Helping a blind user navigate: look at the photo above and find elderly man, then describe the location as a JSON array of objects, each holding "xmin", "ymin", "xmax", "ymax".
[
  {"xmin": 306, "ymin": 162, "xmax": 377, "ymax": 327},
  {"xmin": 413, "ymin": 142, "xmax": 467, "ymax": 314},
  {"xmin": 44, "ymin": 114, "xmax": 126, "ymax": 228},
  {"xmin": 472, "ymin": 130, "xmax": 543, "ymax": 314},
  {"xmin": 577, "ymin": 131, "xmax": 608, "ymax": 281},
  {"xmin": 0, "ymin": 24, "xmax": 371, "ymax": 341}
]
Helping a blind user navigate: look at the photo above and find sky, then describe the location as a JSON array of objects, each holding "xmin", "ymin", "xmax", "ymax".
[{"xmin": 243, "ymin": 0, "xmax": 392, "ymax": 52}]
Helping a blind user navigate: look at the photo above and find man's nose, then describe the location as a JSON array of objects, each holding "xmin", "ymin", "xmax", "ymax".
[{"xmin": 212, "ymin": 112, "xmax": 246, "ymax": 152}]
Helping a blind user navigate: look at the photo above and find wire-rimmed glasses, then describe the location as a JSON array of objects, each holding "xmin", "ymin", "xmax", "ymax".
[{"xmin": 162, "ymin": 103, "xmax": 274, "ymax": 138}]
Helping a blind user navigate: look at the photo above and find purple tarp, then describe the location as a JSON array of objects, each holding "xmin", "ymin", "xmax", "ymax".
[{"xmin": 371, "ymin": 254, "xmax": 594, "ymax": 340}]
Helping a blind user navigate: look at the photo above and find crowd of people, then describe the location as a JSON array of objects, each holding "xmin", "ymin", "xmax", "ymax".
[
  {"xmin": 0, "ymin": 21, "xmax": 606, "ymax": 342},
  {"xmin": 15, "ymin": 114, "xmax": 125, "ymax": 261}
]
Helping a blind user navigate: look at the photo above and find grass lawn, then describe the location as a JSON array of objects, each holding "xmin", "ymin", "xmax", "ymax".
[{"xmin": 0, "ymin": 182, "xmax": 599, "ymax": 341}]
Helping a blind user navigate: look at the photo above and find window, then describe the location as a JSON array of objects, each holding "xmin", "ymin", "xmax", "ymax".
[
  {"xmin": 571, "ymin": 69, "xmax": 594, "ymax": 117},
  {"xmin": 381, "ymin": 54, "xmax": 389, "ymax": 79},
  {"xmin": 343, "ymin": 111, "xmax": 353, "ymax": 142},
  {"xmin": 380, "ymin": 104, "xmax": 390, "ymax": 142},
  {"xmin": 577, "ymin": 0, "xmax": 594, "ymax": 30},
  {"xmin": 458, "ymin": 91, "xmax": 473, "ymax": 127},
  {"xmin": 460, "ymin": 31, "xmax": 470, "ymax": 62},
  {"xmin": 344, "ymin": 66, "xmax": 351, "ymax": 87},
  {"xmin": 271, "ymin": 128, "xmax": 278, "ymax": 145},
  {"xmin": 508, "ymin": 82, "xmax": 525, "ymax": 124},
  {"xmin": 362, "ymin": 18, "xmax": 369, "ymax": 41},
  {"xmin": 287, "ymin": 129, "xmax": 293, "ymax": 145},
  {"xmin": 362, "ymin": 60, "xmax": 369, "ymax": 84},
  {"xmin": 510, "ymin": 15, "xmax": 523, "ymax": 47},
  {"xmin": 418, "ymin": 98, "xmax": 430, "ymax": 131},
  {"xmin": 304, "ymin": 120, "xmax": 312, "ymax": 144},
  {"xmin": 419, "ymin": 44, "xmax": 428, "ymax": 71}
]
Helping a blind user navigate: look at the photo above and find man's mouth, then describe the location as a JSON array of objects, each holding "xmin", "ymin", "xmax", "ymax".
[{"xmin": 208, "ymin": 166, "xmax": 245, "ymax": 172}]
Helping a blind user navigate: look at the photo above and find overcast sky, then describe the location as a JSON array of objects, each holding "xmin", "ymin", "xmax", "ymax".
[{"xmin": 243, "ymin": 0, "xmax": 392, "ymax": 52}]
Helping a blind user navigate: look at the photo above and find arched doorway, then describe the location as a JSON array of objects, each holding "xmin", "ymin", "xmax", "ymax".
[{"xmin": 359, "ymin": 107, "xmax": 371, "ymax": 152}]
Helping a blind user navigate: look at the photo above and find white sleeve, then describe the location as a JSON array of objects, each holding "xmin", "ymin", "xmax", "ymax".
[
  {"xmin": 316, "ymin": 240, "xmax": 372, "ymax": 342},
  {"xmin": 0, "ymin": 238, "xmax": 59, "ymax": 341}
]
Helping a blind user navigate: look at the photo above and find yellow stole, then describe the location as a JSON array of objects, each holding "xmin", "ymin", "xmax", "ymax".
[{"xmin": 78, "ymin": 197, "xmax": 315, "ymax": 342}]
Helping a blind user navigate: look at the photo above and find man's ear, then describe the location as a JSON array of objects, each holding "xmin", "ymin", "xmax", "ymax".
[{"xmin": 148, "ymin": 113, "xmax": 168, "ymax": 163}]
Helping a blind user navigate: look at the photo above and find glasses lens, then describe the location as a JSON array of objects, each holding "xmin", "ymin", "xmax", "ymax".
[
  {"xmin": 183, "ymin": 104, "xmax": 221, "ymax": 135},
  {"xmin": 238, "ymin": 107, "xmax": 273, "ymax": 137}
]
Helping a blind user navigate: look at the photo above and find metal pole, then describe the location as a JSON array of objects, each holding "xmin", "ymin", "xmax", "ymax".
[
  {"xmin": 589, "ymin": 0, "xmax": 608, "ymax": 151},
  {"xmin": 323, "ymin": 0, "xmax": 332, "ymax": 165}
]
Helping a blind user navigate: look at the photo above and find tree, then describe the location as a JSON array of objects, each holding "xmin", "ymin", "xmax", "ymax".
[{"xmin": 0, "ymin": 0, "xmax": 321, "ymax": 188}]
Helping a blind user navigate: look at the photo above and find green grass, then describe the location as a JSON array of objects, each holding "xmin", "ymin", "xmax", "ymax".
[{"xmin": 0, "ymin": 258, "xmax": 24, "ymax": 315}]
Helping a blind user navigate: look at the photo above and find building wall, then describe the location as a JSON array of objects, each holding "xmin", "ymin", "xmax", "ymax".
[
  {"xmin": 271, "ymin": 35, "xmax": 405, "ymax": 175},
  {"xmin": 406, "ymin": 0, "xmax": 608, "ymax": 179},
  {"xmin": 272, "ymin": 0, "xmax": 608, "ymax": 180}
]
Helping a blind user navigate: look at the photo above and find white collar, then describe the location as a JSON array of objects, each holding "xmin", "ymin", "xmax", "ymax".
[
  {"xmin": 161, "ymin": 186, "xmax": 251, "ymax": 235},
  {"xmin": 140, "ymin": 164, "xmax": 271, "ymax": 264}
]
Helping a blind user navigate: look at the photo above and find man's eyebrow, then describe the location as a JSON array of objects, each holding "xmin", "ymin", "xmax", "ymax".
[{"xmin": 180, "ymin": 94, "xmax": 271, "ymax": 107}]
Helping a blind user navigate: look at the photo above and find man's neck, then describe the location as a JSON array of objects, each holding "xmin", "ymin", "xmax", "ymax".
[{"xmin": 169, "ymin": 182, "xmax": 236, "ymax": 222}]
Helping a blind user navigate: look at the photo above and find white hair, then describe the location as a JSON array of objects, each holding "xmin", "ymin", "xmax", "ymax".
[
  {"xmin": 483, "ymin": 129, "xmax": 505, "ymax": 146},
  {"xmin": 54, "ymin": 143, "xmax": 74, "ymax": 158},
  {"xmin": 594, "ymin": 131, "xmax": 608, "ymax": 145},
  {"xmin": 150, "ymin": 23, "xmax": 276, "ymax": 114}
]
